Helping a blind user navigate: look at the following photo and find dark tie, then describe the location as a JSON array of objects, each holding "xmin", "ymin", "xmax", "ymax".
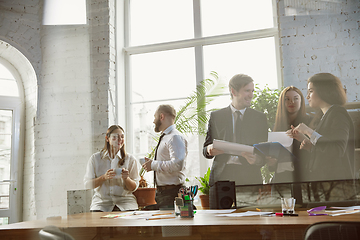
[
  {"xmin": 234, "ymin": 111, "xmax": 242, "ymax": 143},
  {"xmin": 153, "ymin": 133, "xmax": 165, "ymax": 186}
]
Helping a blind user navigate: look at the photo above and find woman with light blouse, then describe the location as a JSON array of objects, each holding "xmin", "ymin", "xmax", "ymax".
[{"xmin": 84, "ymin": 125, "xmax": 140, "ymax": 212}]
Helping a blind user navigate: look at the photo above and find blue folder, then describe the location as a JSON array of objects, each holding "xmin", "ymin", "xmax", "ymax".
[{"xmin": 253, "ymin": 142, "xmax": 296, "ymax": 162}]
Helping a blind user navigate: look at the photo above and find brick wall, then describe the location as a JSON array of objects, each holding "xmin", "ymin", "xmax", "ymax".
[
  {"xmin": 278, "ymin": 0, "xmax": 360, "ymax": 101},
  {"xmin": 0, "ymin": 0, "xmax": 115, "ymax": 220}
]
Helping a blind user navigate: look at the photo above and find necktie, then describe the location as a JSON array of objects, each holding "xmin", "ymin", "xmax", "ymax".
[
  {"xmin": 153, "ymin": 133, "xmax": 165, "ymax": 186},
  {"xmin": 234, "ymin": 111, "xmax": 242, "ymax": 143}
]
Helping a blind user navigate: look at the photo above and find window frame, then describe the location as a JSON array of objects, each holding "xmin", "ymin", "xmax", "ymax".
[
  {"xmin": 120, "ymin": 0, "xmax": 282, "ymax": 174},
  {"xmin": 0, "ymin": 58, "xmax": 25, "ymax": 223}
]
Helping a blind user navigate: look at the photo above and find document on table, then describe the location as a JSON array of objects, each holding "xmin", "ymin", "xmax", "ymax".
[
  {"xmin": 326, "ymin": 206, "xmax": 360, "ymax": 216},
  {"xmin": 216, "ymin": 211, "xmax": 273, "ymax": 217},
  {"xmin": 329, "ymin": 206, "xmax": 360, "ymax": 210},
  {"xmin": 326, "ymin": 209, "xmax": 360, "ymax": 216},
  {"xmin": 195, "ymin": 209, "xmax": 236, "ymax": 214},
  {"xmin": 101, "ymin": 210, "xmax": 164, "ymax": 220}
]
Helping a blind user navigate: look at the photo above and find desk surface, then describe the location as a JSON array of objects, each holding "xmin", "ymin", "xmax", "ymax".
[{"xmin": 1, "ymin": 210, "xmax": 360, "ymax": 240}]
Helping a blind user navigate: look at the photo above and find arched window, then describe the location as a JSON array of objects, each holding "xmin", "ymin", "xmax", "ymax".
[{"xmin": 0, "ymin": 61, "xmax": 23, "ymax": 224}]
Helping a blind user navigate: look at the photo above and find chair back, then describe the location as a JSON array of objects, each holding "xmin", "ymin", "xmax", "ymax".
[{"xmin": 304, "ymin": 221, "xmax": 360, "ymax": 240}]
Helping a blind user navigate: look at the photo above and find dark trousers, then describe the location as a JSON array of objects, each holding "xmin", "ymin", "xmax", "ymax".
[
  {"xmin": 142, "ymin": 185, "xmax": 182, "ymax": 210},
  {"xmin": 90, "ymin": 205, "xmax": 129, "ymax": 212}
]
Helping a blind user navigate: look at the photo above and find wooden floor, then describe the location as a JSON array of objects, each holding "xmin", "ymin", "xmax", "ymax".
[{"xmin": 1, "ymin": 210, "xmax": 360, "ymax": 240}]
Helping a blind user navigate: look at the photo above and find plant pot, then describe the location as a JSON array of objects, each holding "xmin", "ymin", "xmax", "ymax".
[
  {"xmin": 199, "ymin": 194, "xmax": 210, "ymax": 209},
  {"xmin": 133, "ymin": 187, "xmax": 156, "ymax": 208}
]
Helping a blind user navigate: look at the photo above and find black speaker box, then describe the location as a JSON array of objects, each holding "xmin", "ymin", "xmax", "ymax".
[{"xmin": 209, "ymin": 181, "xmax": 236, "ymax": 209}]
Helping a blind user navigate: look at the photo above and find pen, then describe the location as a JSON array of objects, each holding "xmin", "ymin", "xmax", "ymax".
[
  {"xmin": 275, "ymin": 213, "xmax": 298, "ymax": 216},
  {"xmin": 146, "ymin": 216, "xmax": 176, "ymax": 220},
  {"xmin": 152, "ymin": 212, "xmax": 174, "ymax": 216}
]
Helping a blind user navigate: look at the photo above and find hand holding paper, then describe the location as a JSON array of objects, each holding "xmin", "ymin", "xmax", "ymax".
[
  {"xmin": 213, "ymin": 139, "xmax": 254, "ymax": 156},
  {"xmin": 241, "ymin": 152, "xmax": 262, "ymax": 165},
  {"xmin": 207, "ymin": 144, "xmax": 224, "ymax": 156}
]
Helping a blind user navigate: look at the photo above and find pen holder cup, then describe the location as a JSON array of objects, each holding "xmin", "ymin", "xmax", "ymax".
[
  {"xmin": 180, "ymin": 200, "xmax": 194, "ymax": 218},
  {"xmin": 281, "ymin": 197, "xmax": 296, "ymax": 214}
]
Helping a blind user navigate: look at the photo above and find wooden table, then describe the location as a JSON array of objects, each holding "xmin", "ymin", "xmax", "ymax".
[{"xmin": 1, "ymin": 211, "xmax": 359, "ymax": 240}]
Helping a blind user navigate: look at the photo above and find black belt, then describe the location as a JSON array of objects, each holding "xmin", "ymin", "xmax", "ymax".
[{"xmin": 157, "ymin": 184, "xmax": 182, "ymax": 191}]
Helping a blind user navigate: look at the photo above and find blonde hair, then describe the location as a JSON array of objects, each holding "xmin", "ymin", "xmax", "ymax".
[{"xmin": 273, "ymin": 86, "xmax": 306, "ymax": 131}]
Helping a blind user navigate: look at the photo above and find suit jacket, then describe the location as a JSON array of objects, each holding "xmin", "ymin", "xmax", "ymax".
[
  {"xmin": 307, "ymin": 105, "xmax": 355, "ymax": 182},
  {"xmin": 203, "ymin": 106, "xmax": 268, "ymax": 186}
]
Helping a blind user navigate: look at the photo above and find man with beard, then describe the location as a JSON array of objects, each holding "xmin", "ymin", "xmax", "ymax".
[
  {"xmin": 203, "ymin": 74, "xmax": 268, "ymax": 208},
  {"xmin": 142, "ymin": 104, "xmax": 188, "ymax": 209}
]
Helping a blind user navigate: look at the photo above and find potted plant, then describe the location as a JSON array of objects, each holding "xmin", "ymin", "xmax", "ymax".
[
  {"xmin": 251, "ymin": 84, "xmax": 281, "ymax": 184},
  {"xmin": 133, "ymin": 167, "xmax": 156, "ymax": 209},
  {"xmin": 134, "ymin": 72, "xmax": 224, "ymax": 208},
  {"xmin": 195, "ymin": 167, "xmax": 211, "ymax": 209}
]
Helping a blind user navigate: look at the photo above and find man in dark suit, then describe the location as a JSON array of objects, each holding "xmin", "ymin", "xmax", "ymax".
[{"xmin": 203, "ymin": 74, "xmax": 268, "ymax": 205}]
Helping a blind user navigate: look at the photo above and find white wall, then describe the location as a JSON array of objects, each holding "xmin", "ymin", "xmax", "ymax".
[
  {"xmin": 278, "ymin": 0, "xmax": 360, "ymax": 102},
  {"xmin": 0, "ymin": 0, "xmax": 116, "ymax": 220}
]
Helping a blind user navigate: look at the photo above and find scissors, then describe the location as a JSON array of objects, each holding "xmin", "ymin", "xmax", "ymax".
[{"xmin": 190, "ymin": 185, "xmax": 198, "ymax": 198}]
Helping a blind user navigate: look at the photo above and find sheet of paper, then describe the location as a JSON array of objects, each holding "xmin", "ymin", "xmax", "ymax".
[
  {"xmin": 213, "ymin": 139, "xmax": 254, "ymax": 156},
  {"xmin": 216, "ymin": 211, "xmax": 273, "ymax": 217},
  {"xmin": 268, "ymin": 132, "xmax": 293, "ymax": 148},
  {"xmin": 328, "ymin": 210, "xmax": 360, "ymax": 216},
  {"xmin": 329, "ymin": 206, "xmax": 360, "ymax": 210},
  {"xmin": 101, "ymin": 210, "xmax": 162, "ymax": 220},
  {"xmin": 195, "ymin": 209, "xmax": 236, "ymax": 214}
]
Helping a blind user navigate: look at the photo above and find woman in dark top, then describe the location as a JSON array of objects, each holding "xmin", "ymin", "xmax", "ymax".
[
  {"xmin": 290, "ymin": 73, "xmax": 355, "ymax": 182},
  {"xmin": 268, "ymin": 86, "xmax": 312, "ymax": 183}
]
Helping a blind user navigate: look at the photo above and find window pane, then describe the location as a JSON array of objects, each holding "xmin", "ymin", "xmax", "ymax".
[
  {"xmin": 131, "ymin": 100, "xmax": 200, "ymax": 187},
  {"xmin": 43, "ymin": 0, "xmax": 86, "ymax": 25},
  {"xmin": 203, "ymin": 37, "xmax": 279, "ymax": 90},
  {"xmin": 0, "ymin": 110, "xmax": 12, "ymax": 210},
  {"xmin": 0, "ymin": 217, "xmax": 9, "ymax": 225},
  {"xmin": 130, "ymin": 48, "xmax": 196, "ymax": 103},
  {"xmin": 206, "ymin": 94, "xmax": 231, "ymax": 112},
  {"xmin": 0, "ymin": 64, "xmax": 19, "ymax": 97},
  {"xmin": 201, "ymin": 0, "xmax": 275, "ymax": 37},
  {"xmin": 130, "ymin": 0, "xmax": 194, "ymax": 46}
]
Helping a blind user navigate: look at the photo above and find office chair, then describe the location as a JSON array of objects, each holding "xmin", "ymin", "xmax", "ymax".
[
  {"xmin": 304, "ymin": 221, "xmax": 360, "ymax": 240},
  {"xmin": 39, "ymin": 225, "xmax": 75, "ymax": 240}
]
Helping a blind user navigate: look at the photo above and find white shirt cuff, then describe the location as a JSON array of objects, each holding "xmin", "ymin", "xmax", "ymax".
[{"xmin": 310, "ymin": 131, "xmax": 322, "ymax": 145}]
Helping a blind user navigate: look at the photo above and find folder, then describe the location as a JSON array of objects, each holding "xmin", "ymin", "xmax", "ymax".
[
  {"xmin": 253, "ymin": 142, "xmax": 296, "ymax": 163},
  {"xmin": 213, "ymin": 139, "xmax": 296, "ymax": 163}
]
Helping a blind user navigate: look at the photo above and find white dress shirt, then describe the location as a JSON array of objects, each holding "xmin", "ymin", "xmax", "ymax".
[
  {"xmin": 84, "ymin": 151, "xmax": 140, "ymax": 212},
  {"xmin": 151, "ymin": 124, "xmax": 188, "ymax": 186}
]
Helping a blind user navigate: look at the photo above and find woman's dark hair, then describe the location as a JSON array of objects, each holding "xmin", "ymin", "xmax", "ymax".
[
  {"xmin": 307, "ymin": 73, "xmax": 347, "ymax": 127},
  {"xmin": 307, "ymin": 73, "xmax": 347, "ymax": 106}
]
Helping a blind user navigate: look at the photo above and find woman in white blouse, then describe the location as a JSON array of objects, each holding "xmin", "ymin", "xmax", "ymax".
[{"xmin": 84, "ymin": 125, "xmax": 141, "ymax": 212}]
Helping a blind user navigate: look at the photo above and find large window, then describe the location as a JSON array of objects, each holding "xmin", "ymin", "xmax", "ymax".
[
  {"xmin": 123, "ymin": 0, "xmax": 280, "ymax": 185},
  {"xmin": 0, "ymin": 62, "xmax": 22, "ymax": 224}
]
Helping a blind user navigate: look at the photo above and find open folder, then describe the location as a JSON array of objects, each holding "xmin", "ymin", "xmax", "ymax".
[{"xmin": 213, "ymin": 139, "xmax": 296, "ymax": 163}]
